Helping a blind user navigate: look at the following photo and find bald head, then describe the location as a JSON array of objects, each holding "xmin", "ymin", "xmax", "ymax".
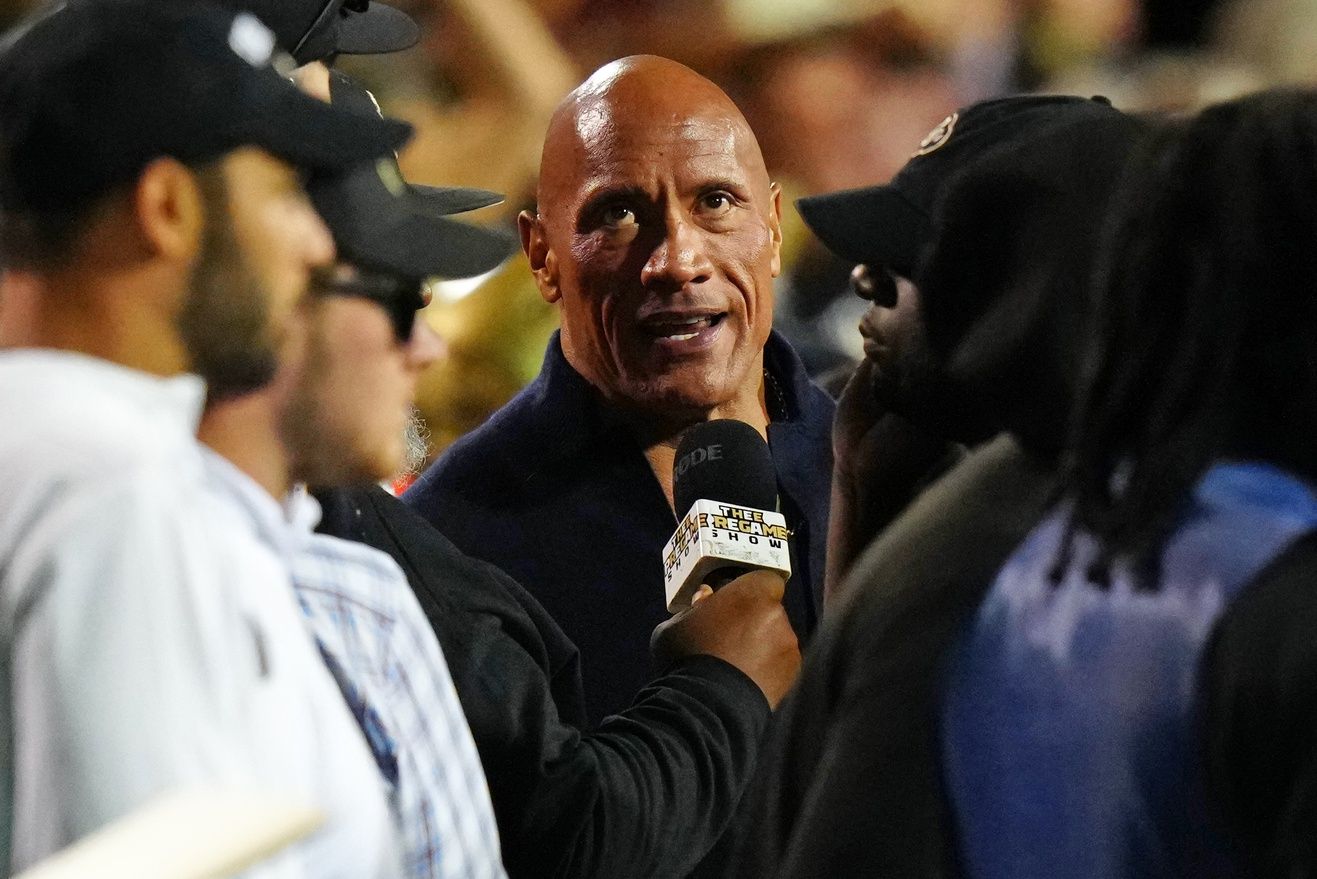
[{"xmin": 536, "ymin": 55, "xmax": 771, "ymax": 215}]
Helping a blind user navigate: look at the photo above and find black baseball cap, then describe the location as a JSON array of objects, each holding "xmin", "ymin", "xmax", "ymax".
[
  {"xmin": 796, "ymin": 95, "xmax": 1123, "ymax": 277},
  {"xmin": 306, "ymin": 72, "xmax": 518, "ymax": 280},
  {"xmin": 225, "ymin": 0, "xmax": 419, "ymax": 65},
  {"xmin": 0, "ymin": 0, "xmax": 412, "ymax": 214}
]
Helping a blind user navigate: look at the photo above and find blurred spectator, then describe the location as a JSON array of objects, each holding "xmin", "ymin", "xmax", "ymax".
[
  {"xmin": 0, "ymin": 3, "xmax": 409, "ymax": 872},
  {"xmin": 417, "ymin": 269, "xmax": 559, "ymax": 459},
  {"xmin": 941, "ymin": 89, "xmax": 1317, "ymax": 879}
]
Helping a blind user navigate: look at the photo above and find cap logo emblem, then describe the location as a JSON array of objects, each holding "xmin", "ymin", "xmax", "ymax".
[
  {"xmin": 913, "ymin": 111, "xmax": 958, "ymax": 157},
  {"xmin": 229, "ymin": 12, "xmax": 276, "ymax": 68},
  {"xmin": 376, "ymin": 159, "xmax": 407, "ymax": 196}
]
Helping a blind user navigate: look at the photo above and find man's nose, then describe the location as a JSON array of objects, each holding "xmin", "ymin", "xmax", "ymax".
[
  {"xmin": 851, "ymin": 263, "xmax": 896, "ymax": 308},
  {"xmin": 302, "ymin": 205, "xmax": 337, "ymax": 268},
  {"xmin": 406, "ymin": 314, "xmax": 446, "ymax": 371},
  {"xmin": 850, "ymin": 264, "xmax": 875, "ymax": 300},
  {"xmin": 640, "ymin": 213, "xmax": 713, "ymax": 290}
]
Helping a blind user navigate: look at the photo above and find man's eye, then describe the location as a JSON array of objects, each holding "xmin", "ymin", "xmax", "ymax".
[
  {"xmin": 698, "ymin": 192, "xmax": 735, "ymax": 215},
  {"xmin": 601, "ymin": 205, "xmax": 636, "ymax": 228}
]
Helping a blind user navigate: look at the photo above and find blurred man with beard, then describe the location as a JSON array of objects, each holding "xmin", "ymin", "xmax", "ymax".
[
  {"xmin": 0, "ymin": 2, "xmax": 411, "ymax": 874},
  {"xmin": 198, "ymin": 66, "xmax": 517, "ymax": 878}
]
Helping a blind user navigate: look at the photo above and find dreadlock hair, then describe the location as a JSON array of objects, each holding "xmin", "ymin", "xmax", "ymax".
[{"xmin": 1062, "ymin": 89, "xmax": 1317, "ymax": 587}]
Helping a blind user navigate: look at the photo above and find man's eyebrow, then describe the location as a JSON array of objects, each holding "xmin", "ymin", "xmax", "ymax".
[{"xmin": 698, "ymin": 177, "xmax": 752, "ymax": 197}]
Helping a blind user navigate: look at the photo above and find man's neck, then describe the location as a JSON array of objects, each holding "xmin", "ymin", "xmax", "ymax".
[
  {"xmin": 198, "ymin": 389, "xmax": 292, "ymax": 500},
  {"xmin": 634, "ymin": 379, "xmax": 771, "ymax": 513},
  {"xmin": 0, "ymin": 268, "xmax": 188, "ymax": 376}
]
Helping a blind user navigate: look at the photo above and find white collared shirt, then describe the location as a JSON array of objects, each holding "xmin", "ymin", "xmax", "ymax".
[{"xmin": 0, "ymin": 350, "xmax": 400, "ymax": 877}]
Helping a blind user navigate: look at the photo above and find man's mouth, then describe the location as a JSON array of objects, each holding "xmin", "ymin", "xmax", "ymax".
[{"xmin": 643, "ymin": 312, "xmax": 727, "ymax": 342}]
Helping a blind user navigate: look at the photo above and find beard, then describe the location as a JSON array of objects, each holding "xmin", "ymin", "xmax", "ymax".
[
  {"xmin": 399, "ymin": 405, "xmax": 431, "ymax": 478},
  {"xmin": 177, "ymin": 168, "xmax": 280, "ymax": 401}
]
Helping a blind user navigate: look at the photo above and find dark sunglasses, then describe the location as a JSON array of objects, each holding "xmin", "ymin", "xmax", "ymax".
[{"xmin": 312, "ymin": 267, "xmax": 426, "ymax": 343}]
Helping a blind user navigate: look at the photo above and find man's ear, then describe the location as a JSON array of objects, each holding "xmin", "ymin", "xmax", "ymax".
[
  {"xmin": 767, "ymin": 182, "xmax": 784, "ymax": 278},
  {"xmin": 519, "ymin": 209, "xmax": 560, "ymax": 304},
  {"xmin": 134, "ymin": 157, "xmax": 205, "ymax": 265}
]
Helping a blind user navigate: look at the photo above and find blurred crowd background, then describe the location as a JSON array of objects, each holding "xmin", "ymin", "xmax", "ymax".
[{"xmin": 8, "ymin": 0, "xmax": 1313, "ymax": 464}]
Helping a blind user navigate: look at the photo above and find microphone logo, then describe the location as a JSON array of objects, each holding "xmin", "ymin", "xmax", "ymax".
[{"xmin": 673, "ymin": 443, "xmax": 722, "ymax": 479}]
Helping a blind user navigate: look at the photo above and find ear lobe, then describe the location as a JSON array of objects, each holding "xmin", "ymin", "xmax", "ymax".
[
  {"xmin": 135, "ymin": 157, "xmax": 205, "ymax": 264},
  {"xmin": 519, "ymin": 209, "xmax": 561, "ymax": 304},
  {"xmin": 767, "ymin": 182, "xmax": 784, "ymax": 278}
]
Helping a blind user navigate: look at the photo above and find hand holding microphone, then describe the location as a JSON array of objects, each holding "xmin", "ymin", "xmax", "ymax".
[
  {"xmin": 652, "ymin": 569, "xmax": 800, "ymax": 708},
  {"xmin": 651, "ymin": 420, "xmax": 801, "ymax": 708}
]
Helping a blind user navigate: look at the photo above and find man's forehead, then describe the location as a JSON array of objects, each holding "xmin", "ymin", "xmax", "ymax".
[
  {"xmin": 577, "ymin": 104, "xmax": 745, "ymax": 158},
  {"xmin": 561, "ymin": 100, "xmax": 762, "ymax": 185},
  {"xmin": 537, "ymin": 57, "xmax": 770, "ymax": 210}
]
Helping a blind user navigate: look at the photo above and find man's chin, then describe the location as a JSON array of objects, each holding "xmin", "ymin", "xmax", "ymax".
[
  {"xmin": 296, "ymin": 439, "xmax": 401, "ymax": 489},
  {"xmin": 866, "ymin": 361, "xmax": 903, "ymax": 410},
  {"xmin": 617, "ymin": 375, "xmax": 729, "ymax": 419}
]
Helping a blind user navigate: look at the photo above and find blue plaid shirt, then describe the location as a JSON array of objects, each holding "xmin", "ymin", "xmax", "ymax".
[{"xmin": 286, "ymin": 488, "xmax": 506, "ymax": 879}]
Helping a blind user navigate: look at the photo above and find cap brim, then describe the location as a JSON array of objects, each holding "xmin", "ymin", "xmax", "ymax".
[
  {"xmin": 796, "ymin": 186, "xmax": 929, "ymax": 276},
  {"xmin": 335, "ymin": 3, "xmax": 420, "ymax": 55},
  {"xmin": 352, "ymin": 207, "xmax": 518, "ymax": 279},
  {"xmin": 407, "ymin": 183, "xmax": 505, "ymax": 215},
  {"xmin": 241, "ymin": 85, "xmax": 411, "ymax": 173},
  {"xmin": 326, "ymin": 74, "xmax": 502, "ymax": 216},
  {"xmin": 311, "ymin": 169, "xmax": 518, "ymax": 278}
]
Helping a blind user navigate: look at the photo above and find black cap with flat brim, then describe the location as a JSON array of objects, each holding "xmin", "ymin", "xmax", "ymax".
[
  {"xmin": 796, "ymin": 95, "xmax": 1123, "ymax": 278},
  {"xmin": 0, "ymin": 1, "xmax": 410, "ymax": 213},
  {"xmin": 309, "ymin": 158, "xmax": 518, "ymax": 280},
  {"xmin": 310, "ymin": 71, "xmax": 515, "ymax": 280},
  {"xmin": 796, "ymin": 186, "xmax": 929, "ymax": 277}
]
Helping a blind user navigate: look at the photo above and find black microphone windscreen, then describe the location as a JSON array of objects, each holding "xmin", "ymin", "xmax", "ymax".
[{"xmin": 672, "ymin": 420, "xmax": 777, "ymax": 519}]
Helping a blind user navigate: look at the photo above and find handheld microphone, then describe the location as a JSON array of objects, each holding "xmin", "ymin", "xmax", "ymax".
[{"xmin": 662, "ymin": 420, "xmax": 792, "ymax": 612}]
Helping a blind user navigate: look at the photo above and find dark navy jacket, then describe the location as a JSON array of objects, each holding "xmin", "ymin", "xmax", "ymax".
[{"xmin": 406, "ymin": 331, "xmax": 834, "ymax": 725}]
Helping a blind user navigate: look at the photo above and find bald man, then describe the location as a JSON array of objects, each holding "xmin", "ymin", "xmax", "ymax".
[{"xmin": 407, "ymin": 55, "xmax": 834, "ymax": 725}]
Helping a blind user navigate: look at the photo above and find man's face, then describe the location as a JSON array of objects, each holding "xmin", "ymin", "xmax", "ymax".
[
  {"xmin": 283, "ymin": 265, "xmax": 443, "ymax": 486},
  {"xmin": 525, "ymin": 88, "xmax": 782, "ymax": 420},
  {"xmin": 852, "ymin": 263, "xmax": 940, "ymax": 417},
  {"xmin": 179, "ymin": 147, "xmax": 334, "ymax": 399}
]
